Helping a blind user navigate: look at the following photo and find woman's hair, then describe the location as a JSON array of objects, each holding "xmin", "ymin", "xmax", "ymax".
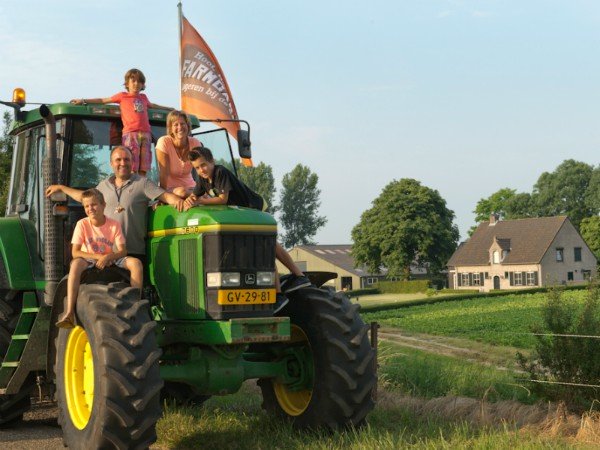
[
  {"xmin": 166, "ymin": 110, "xmax": 192, "ymax": 138},
  {"xmin": 123, "ymin": 68, "xmax": 146, "ymax": 91},
  {"xmin": 81, "ymin": 188, "xmax": 106, "ymax": 205},
  {"xmin": 188, "ymin": 147, "xmax": 214, "ymax": 162}
]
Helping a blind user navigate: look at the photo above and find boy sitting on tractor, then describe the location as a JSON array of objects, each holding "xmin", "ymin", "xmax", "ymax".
[{"xmin": 55, "ymin": 188, "xmax": 143, "ymax": 328}]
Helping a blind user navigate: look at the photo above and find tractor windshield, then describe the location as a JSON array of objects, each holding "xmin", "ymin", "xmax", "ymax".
[
  {"xmin": 67, "ymin": 118, "xmax": 167, "ymax": 188},
  {"xmin": 192, "ymin": 128, "xmax": 239, "ymax": 177}
]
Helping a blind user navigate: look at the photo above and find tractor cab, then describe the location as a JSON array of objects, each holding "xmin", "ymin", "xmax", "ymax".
[{"xmin": 6, "ymin": 101, "xmax": 241, "ymax": 276}]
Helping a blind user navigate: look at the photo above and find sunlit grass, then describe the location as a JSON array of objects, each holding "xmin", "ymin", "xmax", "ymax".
[
  {"xmin": 362, "ymin": 291, "xmax": 588, "ymax": 348},
  {"xmin": 155, "ymin": 381, "xmax": 573, "ymax": 449}
]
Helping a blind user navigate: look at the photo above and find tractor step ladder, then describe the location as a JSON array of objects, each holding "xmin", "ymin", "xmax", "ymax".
[{"xmin": 0, "ymin": 293, "xmax": 39, "ymax": 387}]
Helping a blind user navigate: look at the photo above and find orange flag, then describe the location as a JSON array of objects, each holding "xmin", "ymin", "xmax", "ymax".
[{"xmin": 180, "ymin": 16, "xmax": 241, "ymax": 141}]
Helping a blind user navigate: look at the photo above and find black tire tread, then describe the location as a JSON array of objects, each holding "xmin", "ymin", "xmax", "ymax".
[
  {"xmin": 259, "ymin": 286, "xmax": 376, "ymax": 429},
  {"xmin": 56, "ymin": 282, "xmax": 163, "ymax": 449}
]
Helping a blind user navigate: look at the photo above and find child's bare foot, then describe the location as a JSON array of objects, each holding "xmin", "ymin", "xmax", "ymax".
[{"xmin": 56, "ymin": 313, "xmax": 75, "ymax": 329}]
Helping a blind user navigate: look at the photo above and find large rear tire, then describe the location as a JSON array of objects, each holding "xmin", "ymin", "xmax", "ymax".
[
  {"xmin": 258, "ymin": 287, "xmax": 376, "ymax": 429},
  {"xmin": 0, "ymin": 290, "xmax": 33, "ymax": 427},
  {"xmin": 55, "ymin": 282, "xmax": 163, "ymax": 449}
]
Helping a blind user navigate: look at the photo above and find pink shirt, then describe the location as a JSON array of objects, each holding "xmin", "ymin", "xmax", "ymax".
[
  {"xmin": 71, "ymin": 217, "xmax": 126, "ymax": 255},
  {"xmin": 110, "ymin": 92, "xmax": 152, "ymax": 133},
  {"xmin": 155, "ymin": 136, "xmax": 202, "ymax": 190}
]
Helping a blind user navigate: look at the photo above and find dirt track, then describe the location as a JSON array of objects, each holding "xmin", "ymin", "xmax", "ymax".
[{"xmin": 378, "ymin": 327, "xmax": 525, "ymax": 373}]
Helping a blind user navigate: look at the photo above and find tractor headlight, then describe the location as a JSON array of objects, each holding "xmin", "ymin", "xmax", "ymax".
[
  {"xmin": 206, "ymin": 272, "xmax": 241, "ymax": 287},
  {"xmin": 256, "ymin": 272, "xmax": 275, "ymax": 286}
]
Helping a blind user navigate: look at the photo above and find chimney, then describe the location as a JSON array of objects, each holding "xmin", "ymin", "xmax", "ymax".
[{"xmin": 489, "ymin": 213, "xmax": 500, "ymax": 225}]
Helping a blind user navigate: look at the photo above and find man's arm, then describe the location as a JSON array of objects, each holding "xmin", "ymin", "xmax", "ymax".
[
  {"xmin": 158, "ymin": 192, "xmax": 184, "ymax": 212},
  {"xmin": 46, "ymin": 184, "xmax": 84, "ymax": 202}
]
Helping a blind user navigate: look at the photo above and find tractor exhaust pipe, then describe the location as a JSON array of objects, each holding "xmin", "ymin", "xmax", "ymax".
[{"xmin": 40, "ymin": 105, "xmax": 63, "ymax": 305}]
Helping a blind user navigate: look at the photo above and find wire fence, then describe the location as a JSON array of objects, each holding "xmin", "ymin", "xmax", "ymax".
[{"xmin": 377, "ymin": 327, "xmax": 600, "ymax": 390}]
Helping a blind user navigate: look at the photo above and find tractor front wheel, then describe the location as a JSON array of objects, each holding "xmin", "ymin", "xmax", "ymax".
[
  {"xmin": 55, "ymin": 282, "xmax": 163, "ymax": 449},
  {"xmin": 258, "ymin": 287, "xmax": 376, "ymax": 429}
]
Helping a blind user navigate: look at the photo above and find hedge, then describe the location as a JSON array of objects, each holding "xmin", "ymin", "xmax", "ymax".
[
  {"xmin": 377, "ymin": 280, "xmax": 429, "ymax": 294},
  {"xmin": 361, "ymin": 284, "xmax": 589, "ymax": 313},
  {"xmin": 345, "ymin": 288, "xmax": 380, "ymax": 297}
]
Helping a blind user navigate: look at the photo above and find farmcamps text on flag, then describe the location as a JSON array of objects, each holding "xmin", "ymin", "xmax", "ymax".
[{"xmin": 180, "ymin": 15, "xmax": 241, "ymax": 141}]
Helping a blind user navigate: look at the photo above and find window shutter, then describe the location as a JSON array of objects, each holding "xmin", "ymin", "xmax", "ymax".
[
  {"xmin": 480, "ymin": 272, "xmax": 485, "ymax": 285},
  {"xmin": 533, "ymin": 271, "xmax": 538, "ymax": 286},
  {"xmin": 469, "ymin": 273, "xmax": 473, "ymax": 286},
  {"xmin": 457, "ymin": 274, "xmax": 461, "ymax": 287},
  {"xmin": 509, "ymin": 272, "xmax": 514, "ymax": 286}
]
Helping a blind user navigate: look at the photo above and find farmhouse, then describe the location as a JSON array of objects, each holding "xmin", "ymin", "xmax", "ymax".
[
  {"xmin": 447, "ymin": 215, "xmax": 597, "ymax": 291},
  {"xmin": 277, "ymin": 244, "xmax": 427, "ymax": 291}
]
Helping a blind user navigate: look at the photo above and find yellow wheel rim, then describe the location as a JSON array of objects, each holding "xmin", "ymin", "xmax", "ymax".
[
  {"xmin": 273, "ymin": 325, "xmax": 313, "ymax": 416},
  {"xmin": 64, "ymin": 326, "xmax": 94, "ymax": 430}
]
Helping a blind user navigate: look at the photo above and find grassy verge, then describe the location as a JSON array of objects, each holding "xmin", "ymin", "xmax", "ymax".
[
  {"xmin": 155, "ymin": 382, "xmax": 574, "ymax": 449},
  {"xmin": 378, "ymin": 341, "xmax": 534, "ymax": 403},
  {"xmin": 362, "ymin": 290, "xmax": 588, "ymax": 349}
]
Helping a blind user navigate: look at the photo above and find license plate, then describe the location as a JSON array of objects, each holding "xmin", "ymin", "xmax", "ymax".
[{"xmin": 217, "ymin": 289, "xmax": 276, "ymax": 305}]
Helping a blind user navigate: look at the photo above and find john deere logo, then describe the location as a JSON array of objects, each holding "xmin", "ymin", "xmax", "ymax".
[{"xmin": 245, "ymin": 274, "xmax": 256, "ymax": 285}]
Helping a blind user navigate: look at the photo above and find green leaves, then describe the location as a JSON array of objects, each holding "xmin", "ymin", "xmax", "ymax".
[
  {"xmin": 473, "ymin": 159, "xmax": 599, "ymax": 230},
  {"xmin": 237, "ymin": 161, "xmax": 277, "ymax": 214},
  {"xmin": 278, "ymin": 164, "xmax": 326, "ymax": 248},
  {"xmin": 0, "ymin": 112, "xmax": 14, "ymax": 216},
  {"xmin": 351, "ymin": 178, "xmax": 459, "ymax": 280}
]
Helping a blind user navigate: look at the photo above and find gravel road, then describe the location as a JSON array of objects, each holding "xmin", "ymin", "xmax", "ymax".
[{"xmin": 0, "ymin": 402, "xmax": 63, "ymax": 449}]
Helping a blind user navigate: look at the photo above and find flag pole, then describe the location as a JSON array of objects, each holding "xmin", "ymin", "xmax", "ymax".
[{"xmin": 178, "ymin": 2, "xmax": 183, "ymax": 109}]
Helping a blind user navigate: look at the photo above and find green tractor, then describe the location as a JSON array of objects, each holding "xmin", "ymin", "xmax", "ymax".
[{"xmin": 0, "ymin": 89, "xmax": 376, "ymax": 448}]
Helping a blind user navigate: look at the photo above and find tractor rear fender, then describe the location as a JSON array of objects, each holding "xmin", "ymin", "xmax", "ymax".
[
  {"xmin": 0, "ymin": 218, "xmax": 43, "ymax": 290},
  {"xmin": 281, "ymin": 271, "xmax": 337, "ymax": 288}
]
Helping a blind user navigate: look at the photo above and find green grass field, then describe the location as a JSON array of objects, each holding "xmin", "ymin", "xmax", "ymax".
[
  {"xmin": 152, "ymin": 289, "xmax": 598, "ymax": 448},
  {"xmin": 362, "ymin": 290, "xmax": 589, "ymax": 348},
  {"xmin": 350, "ymin": 292, "xmax": 463, "ymax": 308}
]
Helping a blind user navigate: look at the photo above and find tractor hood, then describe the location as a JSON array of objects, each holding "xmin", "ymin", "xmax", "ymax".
[{"xmin": 147, "ymin": 204, "xmax": 277, "ymax": 239}]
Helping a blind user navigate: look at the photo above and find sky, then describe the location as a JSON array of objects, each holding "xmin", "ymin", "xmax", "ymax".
[{"xmin": 2, "ymin": 0, "xmax": 600, "ymax": 245}]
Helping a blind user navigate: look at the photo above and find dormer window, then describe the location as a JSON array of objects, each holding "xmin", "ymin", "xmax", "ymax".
[
  {"xmin": 502, "ymin": 250, "xmax": 508, "ymax": 260},
  {"xmin": 493, "ymin": 251, "xmax": 500, "ymax": 264}
]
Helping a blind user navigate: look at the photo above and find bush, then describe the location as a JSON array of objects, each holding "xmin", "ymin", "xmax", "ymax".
[
  {"xmin": 517, "ymin": 285, "xmax": 600, "ymax": 411},
  {"xmin": 378, "ymin": 280, "xmax": 429, "ymax": 294},
  {"xmin": 425, "ymin": 288, "xmax": 437, "ymax": 297},
  {"xmin": 438, "ymin": 288, "xmax": 479, "ymax": 295},
  {"xmin": 345, "ymin": 288, "xmax": 380, "ymax": 297}
]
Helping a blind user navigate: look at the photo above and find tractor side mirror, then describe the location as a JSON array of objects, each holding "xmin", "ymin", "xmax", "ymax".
[{"xmin": 237, "ymin": 129, "xmax": 252, "ymax": 159}]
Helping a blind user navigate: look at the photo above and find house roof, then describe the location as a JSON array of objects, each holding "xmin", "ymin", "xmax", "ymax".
[
  {"xmin": 447, "ymin": 216, "xmax": 568, "ymax": 267},
  {"xmin": 294, "ymin": 245, "xmax": 372, "ymax": 277},
  {"xmin": 295, "ymin": 244, "xmax": 427, "ymax": 277}
]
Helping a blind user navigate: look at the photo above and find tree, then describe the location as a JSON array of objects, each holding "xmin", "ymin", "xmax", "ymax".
[
  {"xmin": 579, "ymin": 216, "xmax": 600, "ymax": 260},
  {"xmin": 504, "ymin": 192, "xmax": 537, "ymax": 219},
  {"xmin": 237, "ymin": 161, "xmax": 277, "ymax": 214},
  {"xmin": 0, "ymin": 112, "xmax": 14, "ymax": 215},
  {"xmin": 278, "ymin": 164, "xmax": 326, "ymax": 248},
  {"xmin": 584, "ymin": 166, "xmax": 600, "ymax": 213},
  {"xmin": 533, "ymin": 159, "xmax": 595, "ymax": 228},
  {"xmin": 473, "ymin": 188, "xmax": 517, "ymax": 223},
  {"xmin": 351, "ymin": 178, "xmax": 459, "ymax": 280}
]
